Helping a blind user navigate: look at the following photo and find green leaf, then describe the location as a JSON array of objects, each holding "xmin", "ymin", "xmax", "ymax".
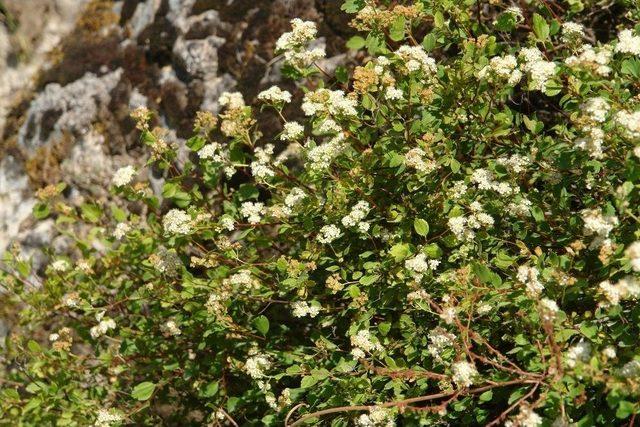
[
  {"xmin": 254, "ymin": 315, "xmax": 270, "ymax": 336},
  {"xmin": 202, "ymin": 381, "xmax": 219, "ymax": 398},
  {"xmin": 27, "ymin": 340, "xmax": 41, "ymax": 353},
  {"xmin": 32, "ymin": 203, "xmax": 50, "ymax": 220},
  {"xmin": 389, "ymin": 16, "xmax": 405, "ymax": 42},
  {"xmin": 616, "ymin": 401, "xmax": 636, "ymax": 419},
  {"xmin": 621, "ymin": 59, "xmax": 640, "ymax": 78},
  {"xmin": 80, "ymin": 203, "xmax": 102, "ymax": 223},
  {"xmin": 472, "ymin": 263, "xmax": 492, "ymax": 284},
  {"xmin": 389, "ymin": 243, "xmax": 410, "ymax": 261},
  {"xmin": 413, "ymin": 218, "xmax": 429, "ymax": 237},
  {"xmin": 359, "ymin": 274, "xmax": 379, "ymax": 286},
  {"xmin": 346, "ymin": 36, "xmax": 366, "ymax": 50},
  {"xmin": 479, "ymin": 390, "xmax": 493, "ymax": 402},
  {"xmin": 110, "ymin": 204, "xmax": 128, "ymax": 222},
  {"xmin": 341, "ymin": 0, "xmax": 361, "ymax": 13},
  {"xmin": 580, "ymin": 322, "xmax": 598, "ymax": 339},
  {"xmin": 300, "ymin": 376, "xmax": 318, "ymax": 388},
  {"xmin": 132, "ymin": 381, "xmax": 156, "ymax": 401},
  {"xmin": 422, "ymin": 33, "xmax": 436, "ymax": 51},
  {"xmin": 532, "ymin": 13, "xmax": 549, "ymax": 40},
  {"xmin": 238, "ymin": 184, "xmax": 259, "ymax": 201},
  {"xmin": 433, "ymin": 11, "xmax": 445, "ymax": 29}
]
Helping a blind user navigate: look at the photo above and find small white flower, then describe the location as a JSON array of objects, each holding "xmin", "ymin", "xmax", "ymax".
[
  {"xmin": 113, "ymin": 222, "xmax": 131, "ymax": 240},
  {"xmin": 280, "ymin": 122, "xmax": 305, "ymax": 141},
  {"xmin": 291, "ymin": 301, "xmax": 320, "ymax": 318},
  {"xmin": 111, "ymin": 166, "xmax": 136, "ymax": 187},
  {"xmin": 240, "ymin": 202, "xmax": 265, "ymax": 224},
  {"xmin": 615, "ymin": 29, "xmax": 640, "ymax": 56},
  {"xmin": 218, "ymin": 91, "xmax": 245, "ymax": 109},
  {"xmin": 257, "ymin": 86, "xmax": 292, "ymax": 104},
  {"xmin": 163, "ymin": 320, "xmax": 182, "ymax": 336},
  {"xmin": 163, "ymin": 209, "xmax": 192, "ymax": 235},
  {"xmin": 451, "ymin": 361, "xmax": 478, "ymax": 387},
  {"xmin": 51, "ymin": 259, "xmax": 70, "ymax": 272},
  {"xmin": 317, "ymin": 224, "xmax": 341, "ymax": 244},
  {"xmin": 245, "ymin": 354, "xmax": 271, "ymax": 379}
]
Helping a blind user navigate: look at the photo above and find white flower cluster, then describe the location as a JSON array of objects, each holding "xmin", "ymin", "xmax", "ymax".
[
  {"xmin": 317, "ymin": 118, "xmax": 342, "ymax": 134},
  {"xmin": 205, "ymin": 292, "xmax": 226, "ymax": 316},
  {"xmin": 496, "ymin": 154, "xmax": 530, "ymax": 174},
  {"xmin": 291, "ymin": 301, "xmax": 320, "ymax": 318},
  {"xmin": 240, "ymin": 201, "xmax": 265, "ymax": 224},
  {"xmin": 219, "ymin": 216, "xmax": 235, "ymax": 231},
  {"xmin": 539, "ymin": 298, "xmax": 559, "ymax": 322},
  {"xmin": 257, "ymin": 86, "xmax": 292, "ymax": 104},
  {"xmin": 395, "ymin": 45, "xmax": 437, "ymax": 76},
  {"xmin": 561, "ymin": 22, "xmax": 585, "ymax": 42},
  {"xmin": 198, "ymin": 142, "xmax": 235, "ymax": 177},
  {"xmin": 163, "ymin": 209, "xmax": 192, "ymax": 235},
  {"xmin": 565, "ymin": 44, "xmax": 612, "ymax": 76},
  {"xmin": 625, "ymin": 241, "xmax": 640, "ymax": 271},
  {"xmin": 317, "ymin": 224, "xmax": 341, "ymax": 244},
  {"xmin": 471, "ymin": 168, "xmax": 516, "ymax": 195},
  {"xmin": 581, "ymin": 97, "xmax": 610, "ymax": 123},
  {"xmin": 448, "ymin": 201, "xmax": 494, "ymax": 241},
  {"xmin": 90, "ymin": 313, "xmax": 116, "ymax": 339},
  {"xmin": 51, "ymin": 259, "xmax": 70, "ymax": 272},
  {"xmin": 478, "ymin": 54, "xmax": 522, "ymax": 86},
  {"xmin": 519, "ymin": 47, "xmax": 556, "ymax": 91},
  {"xmin": 598, "ymin": 276, "xmax": 640, "ymax": 306},
  {"xmin": 224, "ymin": 269, "xmax": 260, "ymax": 290},
  {"xmin": 602, "ymin": 346, "xmax": 617, "ymax": 360},
  {"xmin": 504, "ymin": 406, "xmax": 543, "ymax": 427},
  {"xmin": 507, "ymin": 196, "xmax": 533, "ymax": 217},
  {"xmin": 111, "ymin": 165, "xmax": 136, "ymax": 187},
  {"xmin": 405, "ymin": 253, "xmax": 440, "ymax": 282},
  {"xmin": 616, "ymin": 110, "xmax": 640, "ymax": 140},
  {"xmin": 355, "ymin": 407, "xmax": 395, "ymax": 427},
  {"xmin": 405, "ymin": 147, "xmax": 437, "ymax": 174},
  {"xmin": 517, "ymin": 265, "xmax": 544, "ymax": 297},
  {"xmin": 384, "ymin": 86, "xmax": 403, "ymax": 101},
  {"xmin": 620, "ymin": 360, "xmax": 640, "ymax": 378},
  {"xmin": 113, "ymin": 222, "xmax": 131, "ymax": 240},
  {"xmin": 251, "ymin": 144, "xmax": 275, "ymax": 181},
  {"xmin": 451, "ymin": 360, "xmax": 479, "ymax": 387},
  {"xmin": 449, "ymin": 180, "xmax": 468, "ymax": 199},
  {"xmin": 218, "ymin": 91, "xmax": 245, "ymax": 110},
  {"xmin": 305, "ymin": 136, "xmax": 344, "ymax": 171},
  {"xmin": 163, "ymin": 320, "xmax": 182, "ymax": 336},
  {"xmin": 581, "ymin": 208, "xmax": 618, "ymax": 248},
  {"xmin": 302, "ymin": 89, "xmax": 358, "ymax": 117},
  {"xmin": 574, "ymin": 125, "xmax": 605, "ymax": 158},
  {"xmin": 280, "ymin": 121, "xmax": 305, "ymax": 141},
  {"xmin": 282, "ymin": 187, "xmax": 306, "ymax": 216},
  {"xmin": 275, "ymin": 19, "xmax": 325, "ymax": 69},
  {"xmin": 615, "ymin": 29, "xmax": 640, "ymax": 56},
  {"xmin": 341, "ymin": 201, "xmax": 371, "ymax": 233},
  {"xmin": 566, "ymin": 341, "xmax": 591, "ymax": 368},
  {"xmin": 350, "ymin": 329, "xmax": 384, "ymax": 359},
  {"xmin": 245, "ymin": 354, "xmax": 271, "ymax": 379},
  {"xmin": 427, "ymin": 327, "xmax": 455, "ymax": 362},
  {"xmin": 505, "ymin": 6, "xmax": 523, "ymax": 20},
  {"xmin": 94, "ymin": 409, "xmax": 123, "ymax": 427}
]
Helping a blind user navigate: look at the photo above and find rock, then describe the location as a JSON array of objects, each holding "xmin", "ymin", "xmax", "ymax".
[
  {"xmin": 18, "ymin": 70, "xmax": 123, "ymax": 152},
  {"xmin": 0, "ymin": 156, "xmax": 35, "ymax": 252}
]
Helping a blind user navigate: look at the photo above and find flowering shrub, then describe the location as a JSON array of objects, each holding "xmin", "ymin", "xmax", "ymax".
[{"xmin": 3, "ymin": 1, "xmax": 640, "ymax": 426}]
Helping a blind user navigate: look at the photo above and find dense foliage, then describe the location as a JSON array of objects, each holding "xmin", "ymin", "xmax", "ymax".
[{"xmin": 2, "ymin": 0, "xmax": 640, "ymax": 425}]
